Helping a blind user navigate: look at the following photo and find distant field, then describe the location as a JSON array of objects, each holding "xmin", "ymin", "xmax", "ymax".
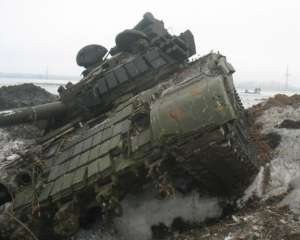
[
  {"xmin": 0, "ymin": 77, "xmax": 298, "ymax": 107},
  {"xmin": 238, "ymin": 89, "xmax": 297, "ymax": 108},
  {"xmin": 0, "ymin": 77, "xmax": 78, "ymax": 95}
]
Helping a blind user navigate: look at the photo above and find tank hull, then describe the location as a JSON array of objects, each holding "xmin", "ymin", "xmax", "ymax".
[
  {"xmin": 2, "ymin": 54, "xmax": 259, "ymax": 239},
  {"xmin": 0, "ymin": 13, "xmax": 259, "ymax": 240}
]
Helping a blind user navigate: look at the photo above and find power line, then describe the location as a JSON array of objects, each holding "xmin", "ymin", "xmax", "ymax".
[{"xmin": 285, "ymin": 65, "xmax": 290, "ymax": 90}]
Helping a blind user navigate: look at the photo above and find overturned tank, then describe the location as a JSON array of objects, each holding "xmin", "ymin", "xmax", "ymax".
[{"xmin": 0, "ymin": 12, "xmax": 259, "ymax": 239}]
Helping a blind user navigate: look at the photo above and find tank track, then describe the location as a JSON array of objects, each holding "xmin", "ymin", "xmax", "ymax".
[{"xmin": 165, "ymin": 90, "xmax": 259, "ymax": 197}]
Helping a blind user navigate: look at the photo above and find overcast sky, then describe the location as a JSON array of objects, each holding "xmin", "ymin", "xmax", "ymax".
[{"xmin": 0, "ymin": 0, "xmax": 299, "ymax": 88}]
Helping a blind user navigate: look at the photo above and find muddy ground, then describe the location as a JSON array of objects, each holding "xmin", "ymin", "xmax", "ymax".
[
  {"xmin": 174, "ymin": 94, "xmax": 300, "ymax": 240},
  {"xmin": 0, "ymin": 83, "xmax": 57, "ymax": 140},
  {"xmin": 0, "ymin": 84, "xmax": 56, "ymax": 177}
]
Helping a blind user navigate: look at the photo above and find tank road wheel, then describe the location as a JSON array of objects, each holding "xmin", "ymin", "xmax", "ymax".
[
  {"xmin": 53, "ymin": 202, "xmax": 80, "ymax": 237},
  {"xmin": 222, "ymin": 120, "xmax": 259, "ymax": 194},
  {"xmin": 96, "ymin": 192, "xmax": 123, "ymax": 223},
  {"xmin": 173, "ymin": 98, "xmax": 259, "ymax": 197},
  {"xmin": 10, "ymin": 227, "xmax": 35, "ymax": 240},
  {"xmin": 215, "ymin": 87, "xmax": 259, "ymax": 195}
]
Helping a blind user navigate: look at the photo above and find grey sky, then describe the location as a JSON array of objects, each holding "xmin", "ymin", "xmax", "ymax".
[{"xmin": 0, "ymin": 0, "xmax": 299, "ymax": 88}]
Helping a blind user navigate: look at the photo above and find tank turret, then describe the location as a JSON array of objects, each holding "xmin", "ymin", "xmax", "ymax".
[{"xmin": 0, "ymin": 13, "xmax": 196, "ymax": 128}]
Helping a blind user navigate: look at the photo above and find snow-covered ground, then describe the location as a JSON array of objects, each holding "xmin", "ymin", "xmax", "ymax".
[
  {"xmin": 0, "ymin": 129, "xmax": 24, "ymax": 178},
  {"xmin": 238, "ymin": 89, "xmax": 297, "ymax": 109},
  {"xmin": 256, "ymin": 105, "xmax": 300, "ymax": 214},
  {"xmin": 74, "ymin": 193, "xmax": 222, "ymax": 240}
]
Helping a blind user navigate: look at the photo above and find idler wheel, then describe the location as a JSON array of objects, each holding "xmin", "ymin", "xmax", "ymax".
[
  {"xmin": 76, "ymin": 44, "xmax": 108, "ymax": 68},
  {"xmin": 53, "ymin": 202, "xmax": 80, "ymax": 237}
]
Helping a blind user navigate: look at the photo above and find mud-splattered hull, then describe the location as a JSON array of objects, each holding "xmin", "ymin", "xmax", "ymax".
[{"xmin": 5, "ymin": 54, "xmax": 259, "ymax": 239}]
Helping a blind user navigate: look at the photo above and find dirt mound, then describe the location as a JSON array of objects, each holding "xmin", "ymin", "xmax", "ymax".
[
  {"xmin": 261, "ymin": 132, "xmax": 281, "ymax": 149},
  {"xmin": 278, "ymin": 119, "xmax": 300, "ymax": 129},
  {"xmin": 0, "ymin": 84, "xmax": 57, "ymax": 140},
  {"xmin": 0, "ymin": 83, "xmax": 57, "ymax": 110},
  {"xmin": 248, "ymin": 94, "xmax": 300, "ymax": 118},
  {"xmin": 262, "ymin": 94, "xmax": 300, "ymax": 109}
]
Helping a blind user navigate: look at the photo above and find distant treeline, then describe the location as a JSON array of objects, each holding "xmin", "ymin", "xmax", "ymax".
[{"xmin": 0, "ymin": 72, "xmax": 79, "ymax": 81}]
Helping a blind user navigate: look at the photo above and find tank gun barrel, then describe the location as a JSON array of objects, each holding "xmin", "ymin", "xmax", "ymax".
[{"xmin": 0, "ymin": 101, "xmax": 67, "ymax": 127}]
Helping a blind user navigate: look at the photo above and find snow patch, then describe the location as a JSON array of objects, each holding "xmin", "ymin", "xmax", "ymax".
[
  {"xmin": 237, "ymin": 167, "xmax": 265, "ymax": 207},
  {"xmin": 256, "ymin": 106, "xmax": 300, "ymax": 213},
  {"xmin": 0, "ymin": 110, "xmax": 15, "ymax": 117},
  {"xmin": 0, "ymin": 129, "xmax": 25, "ymax": 177},
  {"xmin": 114, "ymin": 191, "xmax": 222, "ymax": 240},
  {"xmin": 74, "ymin": 190, "xmax": 222, "ymax": 240}
]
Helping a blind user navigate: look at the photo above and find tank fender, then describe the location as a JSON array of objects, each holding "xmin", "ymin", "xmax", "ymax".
[{"xmin": 150, "ymin": 75, "xmax": 237, "ymax": 141}]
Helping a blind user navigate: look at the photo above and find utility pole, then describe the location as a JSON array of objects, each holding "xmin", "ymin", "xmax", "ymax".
[
  {"xmin": 285, "ymin": 65, "xmax": 290, "ymax": 90},
  {"xmin": 45, "ymin": 66, "xmax": 49, "ymax": 80}
]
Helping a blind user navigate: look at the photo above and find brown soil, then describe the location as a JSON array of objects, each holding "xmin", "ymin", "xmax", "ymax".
[
  {"xmin": 278, "ymin": 119, "xmax": 300, "ymax": 129},
  {"xmin": 175, "ymin": 196, "xmax": 300, "ymax": 240},
  {"xmin": 0, "ymin": 84, "xmax": 57, "ymax": 140},
  {"xmin": 0, "ymin": 83, "xmax": 57, "ymax": 110},
  {"xmin": 248, "ymin": 94, "xmax": 300, "ymax": 118},
  {"xmin": 261, "ymin": 132, "xmax": 281, "ymax": 149}
]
